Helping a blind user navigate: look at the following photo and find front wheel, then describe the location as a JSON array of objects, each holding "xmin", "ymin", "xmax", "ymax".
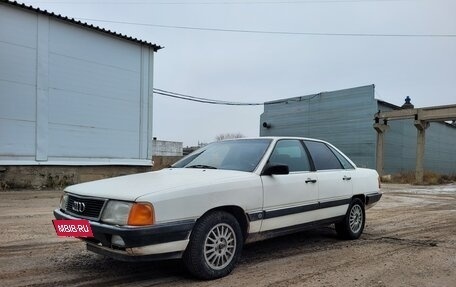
[
  {"xmin": 335, "ymin": 198, "xmax": 365, "ymax": 240},
  {"xmin": 183, "ymin": 211, "xmax": 243, "ymax": 279}
]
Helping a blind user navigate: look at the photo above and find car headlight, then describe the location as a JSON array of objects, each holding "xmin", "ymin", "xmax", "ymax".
[
  {"xmin": 101, "ymin": 201, "xmax": 155, "ymax": 226},
  {"xmin": 101, "ymin": 200, "xmax": 133, "ymax": 225},
  {"xmin": 60, "ymin": 193, "xmax": 69, "ymax": 210}
]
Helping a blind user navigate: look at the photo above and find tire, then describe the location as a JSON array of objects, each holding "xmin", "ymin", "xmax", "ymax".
[
  {"xmin": 183, "ymin": 211, "xmax": 243, "ymax": 280},
  {"xmin": 335, "ymin": 198, "xmax": 365, "ymax": 240}
]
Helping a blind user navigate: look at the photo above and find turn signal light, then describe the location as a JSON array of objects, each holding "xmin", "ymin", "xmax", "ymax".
[{"xmin": 127, "ymin": 203, "xmax": 155, "ymax": 226}]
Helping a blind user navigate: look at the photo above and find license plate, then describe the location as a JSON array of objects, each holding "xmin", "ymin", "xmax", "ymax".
[{"xmin": 52, "ymin": 219, "xmax": 94, "ymax": 237}]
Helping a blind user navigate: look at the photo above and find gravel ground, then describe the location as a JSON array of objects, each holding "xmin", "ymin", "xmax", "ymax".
[{"xmin": 0, "ymin": 183, "xmax": 455, "ymax": 287}]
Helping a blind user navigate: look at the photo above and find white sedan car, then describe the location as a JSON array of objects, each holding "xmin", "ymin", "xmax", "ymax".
[{"xmin": 54, "ymin": 137, "xmax": 381, "ymax": 279}]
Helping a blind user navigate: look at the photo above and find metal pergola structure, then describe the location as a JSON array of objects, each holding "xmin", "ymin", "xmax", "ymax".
[{"xmin": 374, "ymin": 104, "xmax": 456, "ymax": 183}]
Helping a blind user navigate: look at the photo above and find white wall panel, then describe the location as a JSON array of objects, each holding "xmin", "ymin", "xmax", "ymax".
[
  {"xmin": 0, "ymin": 5, "xmax": 37, "ymax": 49},
  {"xmin": 0, "ymin": 6, "xmax": 38, "ymax": 159},
  {"xmin": 46, "ymin": 21, "xmax": 144, "ymax": 161},
  {"xmin": 48, "ymin": 89, "xmax": 139, "ymax": 132},
  {"xmin": 0, "ymin": 81, "xmax": 36, "ymax": 121},
  {"xmin": 0, "ymin": 3, "xmax": 155, "ymax": 165},
  {"xmin": 0, "ymin": 119, "xmax": 36, "ymax": 156},
  {"xmin": 48, "ymin": 123, "xmax": 139, "ymax": 158},
  {"xmin": 49, "ymin": 19, "xmax": 141, "ymax": 72},
  {"xmin": 48, "ymin": 53, "xmax": 140, "ymax": 101},
  {"xmin": 0, "ymin": 42, "xmax": 36, "ymax": 86}
]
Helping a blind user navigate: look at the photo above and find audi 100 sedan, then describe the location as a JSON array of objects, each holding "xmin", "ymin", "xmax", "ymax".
[{"xmin": 54, "ymin": 137, "xmax": 381, "ymax": 279}]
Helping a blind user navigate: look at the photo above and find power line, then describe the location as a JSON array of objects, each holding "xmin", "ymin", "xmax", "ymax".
[
  {"xmin": 24, "ymin": 0, "xmax": 423, "ymax": 5},
  {"xmin": 154, "ymin": 88, "xmax": 327, "ymax": 106},
  {"xmin": 153, "ymin": 88, "xmax": 263, "ymax": 105},
  {"xmin": 76, "ymin": 17, "xmax": 456, "ymax": 38}
]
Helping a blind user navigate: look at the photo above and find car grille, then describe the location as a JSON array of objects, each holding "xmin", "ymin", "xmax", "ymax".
[{"xmin": 66, "ymin": 194, "xmax": 106, "ymax": 220}]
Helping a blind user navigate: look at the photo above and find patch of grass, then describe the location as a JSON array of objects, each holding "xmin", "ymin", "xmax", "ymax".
[{"xmin": 384, "ymin": 171, "xmax": 456, "ymax": 185}]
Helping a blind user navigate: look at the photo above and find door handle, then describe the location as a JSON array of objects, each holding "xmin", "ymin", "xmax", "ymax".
[
  {"xmin": 305, "ymin": 178, "xmax": 317, "ymax": 183},
  {"xmin": 343, "ymin": 176, "xmax": 352, "ymax": 181}
]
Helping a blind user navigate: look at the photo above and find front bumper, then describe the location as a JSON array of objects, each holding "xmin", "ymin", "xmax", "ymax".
[{"xmin": 54, "ymin": 209, "xmax": 194, "ymax": 261}]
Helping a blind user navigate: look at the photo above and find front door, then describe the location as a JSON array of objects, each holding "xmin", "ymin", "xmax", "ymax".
[{"xmin": 260, "ymin": 139, "xmax": 319, "ymax": 232}]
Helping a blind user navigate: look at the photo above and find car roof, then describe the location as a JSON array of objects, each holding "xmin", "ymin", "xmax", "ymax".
[{"xmin": 223, "ymin": 136, "xmax": 327, "ymax": 143}]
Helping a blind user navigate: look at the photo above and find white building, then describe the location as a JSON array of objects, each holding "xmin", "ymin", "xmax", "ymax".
[{"xmin": 0, "ymin": 1, "xmax": 161, "ymax": 167}]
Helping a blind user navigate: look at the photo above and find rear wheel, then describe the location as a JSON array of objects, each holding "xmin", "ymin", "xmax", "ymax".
[
  {"xmin": 335, "ymin": 198, "xmax": 365, "ymax": 240},
  {"xmin": 183, "ymin": 211, "xmax": 243, "ymax": 279}
]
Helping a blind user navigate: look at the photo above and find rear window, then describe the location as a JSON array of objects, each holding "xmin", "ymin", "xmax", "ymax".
[
  {"xmin": 328, "ymin": 145, "xmax": 354, "ymax": 169},
  {"xmin": 304, "ymin": 141, "xmax": 342, "ymax": 170}
]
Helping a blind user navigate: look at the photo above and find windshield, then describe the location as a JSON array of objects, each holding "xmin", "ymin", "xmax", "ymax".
[{"xmin": 172, "ymin": 139, "xmax": 272, "ymax": 172}]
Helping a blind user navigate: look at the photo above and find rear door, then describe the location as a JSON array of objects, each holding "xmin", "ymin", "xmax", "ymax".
[{"xmin": 303, "ymin": 140, "xmax": 354, "ymax": 217}]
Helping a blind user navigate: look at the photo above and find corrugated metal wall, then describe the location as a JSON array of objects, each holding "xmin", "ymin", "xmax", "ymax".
[
  {"xmin": 260, "ymin": 85, "xmax": 456, "ymax": 174},
  {"xmin": 0, "ymin": 4, "xmax": 155, "ymax": 165},
  {"xmin": 260, "ymin": 85, "xmax": 378, "ymax": 168},
  {"xmin": 380, "ymin": 104, "xmax": 456, "ymax": 174},
  {"xmin": 424, "ymin": 123, "xmax": 456, "ymax": 173}
]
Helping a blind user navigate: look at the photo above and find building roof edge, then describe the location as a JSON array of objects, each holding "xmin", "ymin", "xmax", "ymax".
[{"xmin": 1, "ymin": 0, "xmax": 162, "ymax": 51}]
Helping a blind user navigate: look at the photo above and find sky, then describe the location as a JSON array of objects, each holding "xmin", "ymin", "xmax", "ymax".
[{"xmin": 19, "ymin": 0, "xmax": 456, "ymax": 146}]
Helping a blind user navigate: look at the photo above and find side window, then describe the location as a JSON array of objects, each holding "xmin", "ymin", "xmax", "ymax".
[
  {"xmin": 269, "ymin": 140, "xmax": 311, "ymax": 172},
  {"xmin": 304, "ymin": 141, "xmax": 342, "ymax": 170},
  {"xmin": 328, "ymin": 145, "xmax": 354, "ymax": 169}
]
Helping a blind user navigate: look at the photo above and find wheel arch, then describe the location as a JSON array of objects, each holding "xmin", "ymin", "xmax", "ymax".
[
  {"xmin": 352, "ymin": 194, "xmax": 366, "ymax": 205},
  {"xmin": 199, "ymin": 205, "xmax": 250, "ymax": 241}
]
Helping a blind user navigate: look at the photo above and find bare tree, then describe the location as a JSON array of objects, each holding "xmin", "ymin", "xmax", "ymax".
[{"xmin": 215, "ymin": 133, "xmax": 245, "ymax": 141}]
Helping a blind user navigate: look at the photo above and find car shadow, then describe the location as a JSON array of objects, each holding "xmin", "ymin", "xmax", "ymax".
[{"xmin": 58, "ymin": 226, "xmax": 340, "ymax": 285}]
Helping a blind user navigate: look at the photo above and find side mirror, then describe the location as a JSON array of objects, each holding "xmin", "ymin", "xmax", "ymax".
[{"xmin": 263, "ymin": 164, "xmax": 289, "ymax": 176}]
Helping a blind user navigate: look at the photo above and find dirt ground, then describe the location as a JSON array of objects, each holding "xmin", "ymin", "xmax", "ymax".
[{"xmin": 0, "ymin": 184, "xmax": 455, "ymax": 287}]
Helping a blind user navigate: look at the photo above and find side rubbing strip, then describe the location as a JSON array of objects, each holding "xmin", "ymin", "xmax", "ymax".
[
  {"xmin": 264, "ymin": 203, "xmax": 319, "ymax": 219},
  {"xmin": 247, "ymin": 198, "xmax": 352, "ymax": 221},
  {"xmin": 319, "ymin": 198, "xmax": 351, "ymax": 209},
  {"xmin": 247, "ymin": 211, "xmax": 265, "ymax": 221}
]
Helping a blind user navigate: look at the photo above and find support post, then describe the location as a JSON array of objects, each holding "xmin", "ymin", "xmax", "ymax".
[
  {"xmin": 373, "ymin": 123, "xmax": 389, "ymax": 177},
  {"xmin": 36, "ymin": 15, "xmax": 50, "ymax": 162},
  {"xmin": 373, "ymin": 100, "xmax": 456, "ymax": 183},
  {"xmin": 414, "ymin": 120, "xmax": 429, "ymax": 184}
]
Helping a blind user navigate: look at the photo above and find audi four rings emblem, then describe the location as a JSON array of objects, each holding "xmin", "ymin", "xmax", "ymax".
[{"xmin": 72, "ymin": 201, "xmax": 86, "ymax": 213}]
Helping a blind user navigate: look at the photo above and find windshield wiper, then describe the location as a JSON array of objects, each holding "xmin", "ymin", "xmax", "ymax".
[{"xmin": 186, "ymin": 164, "xmax": 217, "ymax": 169}]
